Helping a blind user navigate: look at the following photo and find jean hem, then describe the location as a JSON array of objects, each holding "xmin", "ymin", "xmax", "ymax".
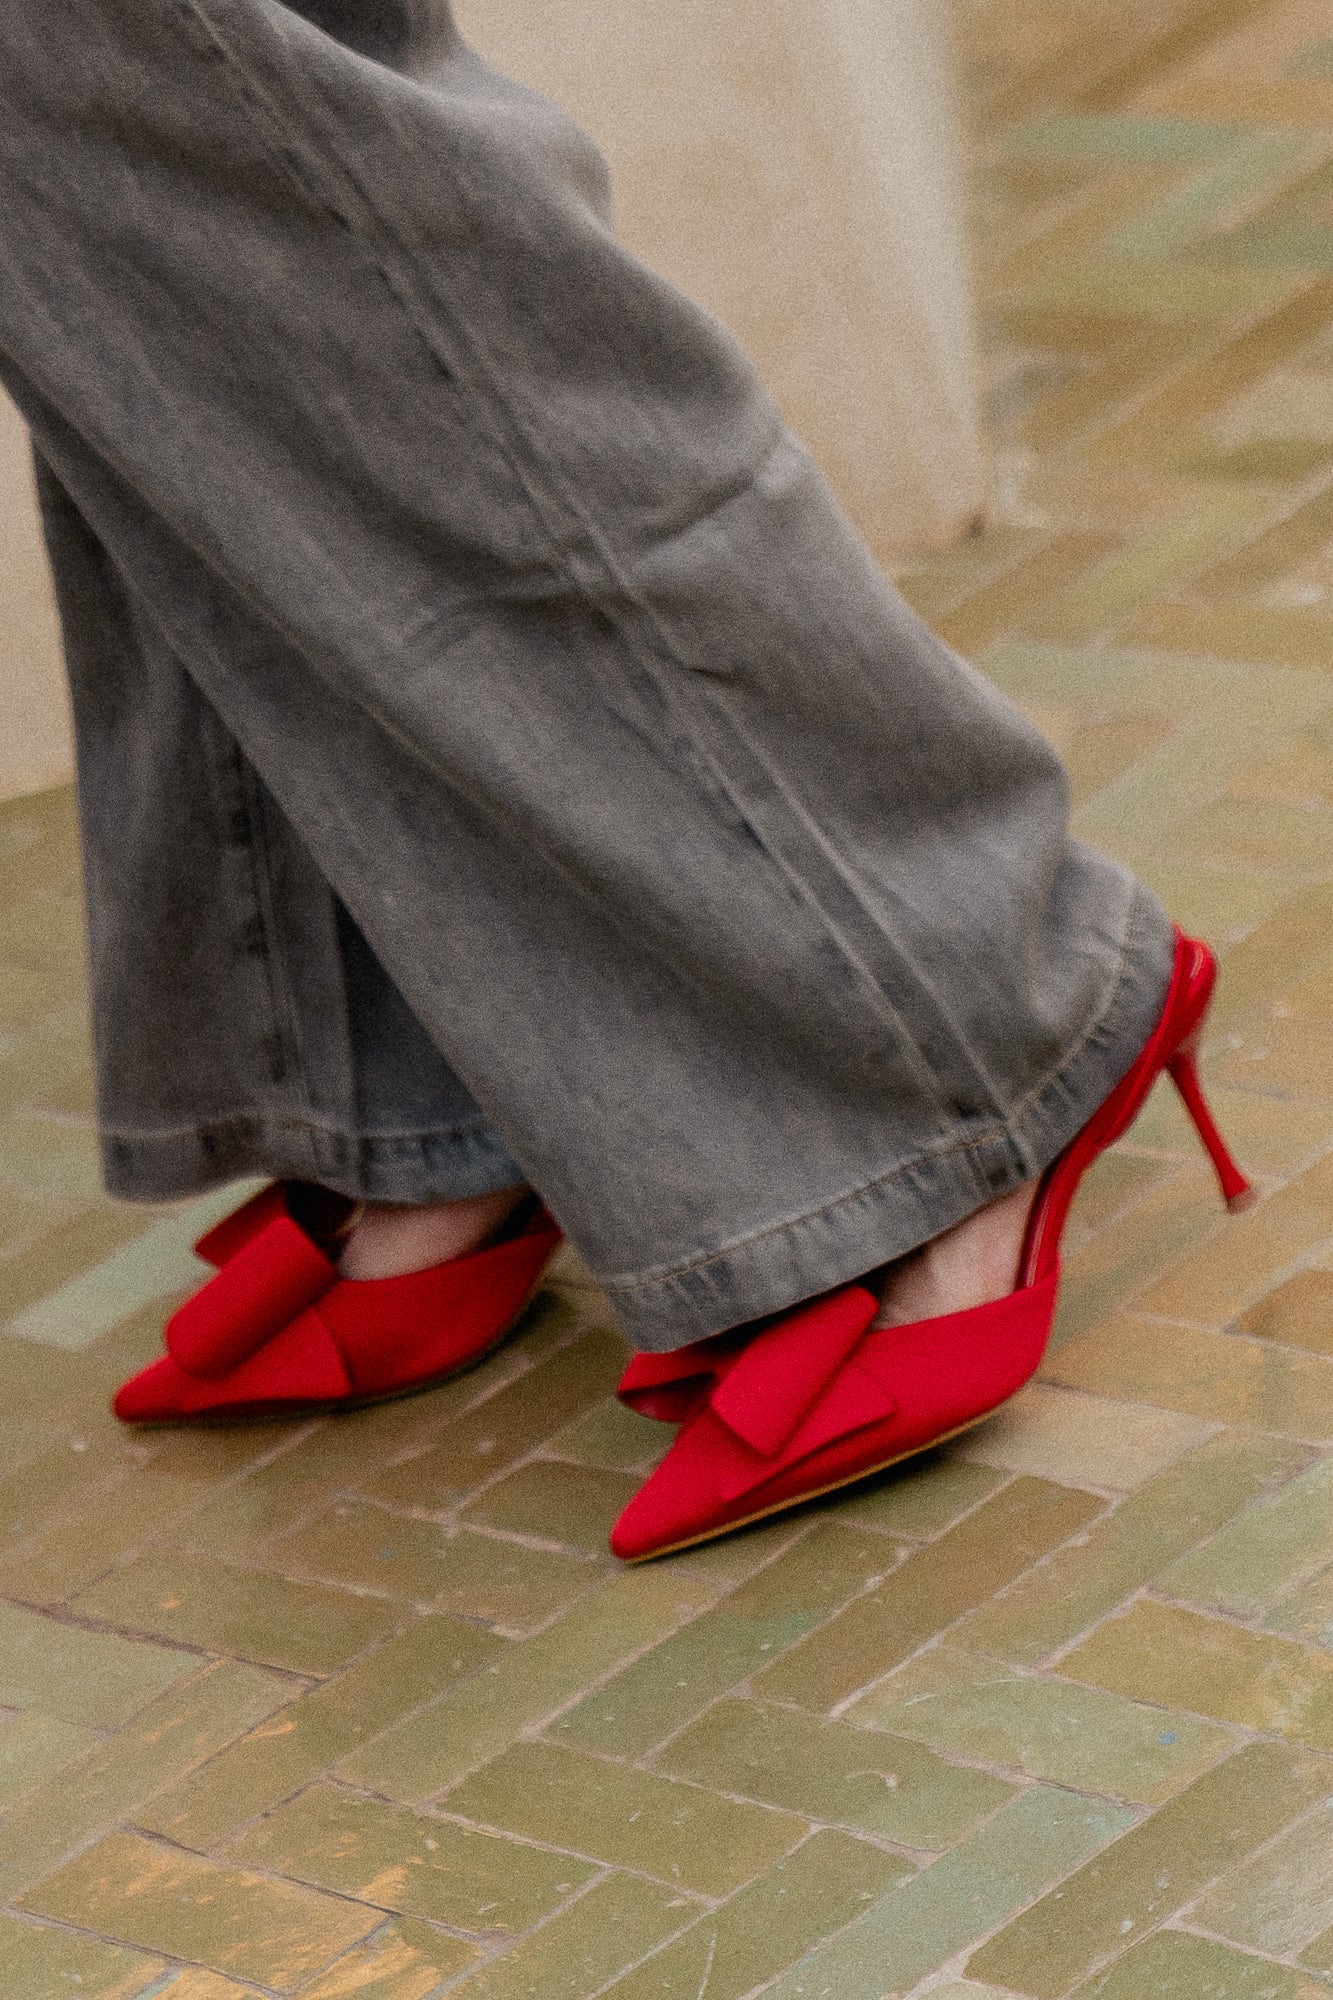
[{"xmin": 99, "ymin": 1114, "xmax": 528, "ymax": 1206}]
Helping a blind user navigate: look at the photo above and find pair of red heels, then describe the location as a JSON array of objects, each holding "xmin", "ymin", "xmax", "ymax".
[{"xmin": 113, "ymin": 932, "xmax": 1252, "ymax": 1561}]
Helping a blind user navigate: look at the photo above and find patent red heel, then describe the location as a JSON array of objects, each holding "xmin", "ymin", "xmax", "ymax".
[
  {"xmin": 1017, "ymin": 934, "xmax": 1252, "ymax": 1285},
  {"xmin": 609, "ymin": 930, "xmax": 1251, "ymax": 1562},
  {"xmin": 1167, "ymin": 1035, "xmax": 1255, "ymax": 1215}
]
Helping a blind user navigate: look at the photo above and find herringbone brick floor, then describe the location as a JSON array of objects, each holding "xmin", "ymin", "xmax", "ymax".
[{"xmin": 5, "ymin": 2, "xmax": 1333, "ymax": 1994}]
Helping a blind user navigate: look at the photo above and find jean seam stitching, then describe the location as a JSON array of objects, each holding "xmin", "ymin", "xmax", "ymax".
[
  {"xmin": 220, "ymin": 736, "xmax": 299, "ymax": 1117},
  {"xmin": 170, "ymin": 0, "xmax": 978, "ymax": 1090},
  {"xmin": 244, "ymin": 766, "xmax": 321, "ymax": 1136},
  {"xmin": 102, "ymin": 1113, "xmax": 501, "ymax": 1145}
]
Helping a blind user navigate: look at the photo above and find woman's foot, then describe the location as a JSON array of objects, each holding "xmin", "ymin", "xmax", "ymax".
[
  {"xmin": 609, "ymin": 933, "xmax": 1254, "ymax": 1561},
  {"xmin": 337, "ymin": 1185, "xmax": 531, "ymax": 1280},
  {"xmin": 873, "ymin": 1178, "xmax": 1040, "ymax": 1327},
  {"xmin": 112, "ymin": 1179, "xmax": 560, "ymax": 1425}
]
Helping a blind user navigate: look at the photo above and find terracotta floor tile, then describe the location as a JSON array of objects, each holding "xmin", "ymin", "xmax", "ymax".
[
  {"xmin": 597, "ymin": 1832, "xmax": 911, "ymax": 2000},
  {"xmin": 1232, "ymin": 1272, "xmax": 1333, "ymax": 1352},
  {"xmin": 360, "ymin": 1327, "xmax": 627, "ymax": 1513},
  {"xmin": 656, "ymin": 1697, "xmax": 1014, "ymax": 1851},
  {"xmin": 1220, "ymin": 1014, "xmax": 1333, "ymax": 1098},
  {"xmin": 0, "ymin": 1710, "xmax": 99, "ymax": 1810},
  {"xmin": 17, "ymin": 1831, "xmax": 379, "ymax": 1990},
  {"xmin": 1048, "ymin": 1165, "xmax": 1229, "ymax": 1348},
  {"xmin": 1061, "ymin": 1598, "xmax": 1333, "ymax": 1744},
  {"xmin": 1188, "ymin": 1797, "xmax": 1333, "ymax": 1958},
  {"xmin": 1155, "ymin": 1451, "xmax": 1333, "ymax": 1613},
  {"xmin": 551, "ymin": 1522, "xmax": 896, "ymax": 1759},
  {"xmin": 340, "ymin": 1564, "xmax": 716, "ymax": 1804},
  {"xmin": 849, "ymin": 1643, "xmax": 1234, "ymax": 1802},
  {"xmin": 141, "ymin": 1615, "xmax": 501, "ymax": 1851},
  {"xmin": 969, "ymin": 1740, "xmax": 1332, "ymax": 1996},
  {"xmin": 1122, "ymin": 598, "xmax": 1333, "ymax": 667},
  {"xmin": 1116, "ymin": 1075, "xmax": 1333, "ymax": 1179},
  {"xmin": 0, "ymin": 1913, "xmax": 158, "ymax": 2000},
  {"xmin": 953, "ymin": 1429, "xmax": 1310, "ymax": 1664},
  {"xmin": 442, "ymin": 1741, "xmax": 805, "ymax": 1900},
  {"xmin": 457, "ymin": 1459, "xmax": 641, "ymax": 1552},
  {"xmin": 754, "ymin": 1478, "xmax": 1103, "ymax": 1712},
  {"xmin": 228, "ymin": 1782, "xmax": 597, "ymax": 1935},
  {"xmin": 445, "ymin": 1876, "xmax": 690, "ymax": 2000},
  {"xmin": 958, "ymin": 1379, "xmax": 1217, "ymax": 1488},
  {"xmin": 760, "ymin": 1787, "xmax": 1134, "ymax": 2000},
  {"xmin": 0, "ymin": 1598, "xmax": 196, "ymax": 1729},
  {"xmin": 278, "ymin": 1919, "xmax": 481, "ymax": 2000},
  {"xmin": 71, "ymin": 1547, "xmax": 402, "ymax": 1675},
  {"xmin": 1067, "ymin": 1927, "xmax": 1331, "ymax": 1998},
  {"xmin": 1047, "ymin": 1313, "xmax": 1333, "ymax": 1439},
  {"xmin": 0, "ymin": 1659, "xmax": 292, "ymax": 1899},
  {"xmin": 830, "ymin": 1454, "xmax": 1009, "ymax": 1539}
]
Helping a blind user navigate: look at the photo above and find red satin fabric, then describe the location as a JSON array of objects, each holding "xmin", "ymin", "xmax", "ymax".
[
  {"xmin": 166, "ymin": 1216, "xmax": 338, "ymax": 1378},
  {"xmin": 114, "ymin": 1201, "xmax": 562, "ymax": 1423},
  {"xmin": 620, "ymin": 1285, "xmax": 879, "ymax": 1452},
  {"xmin": 610, "ymin": 1271, "xmax": 1058, "ymax": 1559}
]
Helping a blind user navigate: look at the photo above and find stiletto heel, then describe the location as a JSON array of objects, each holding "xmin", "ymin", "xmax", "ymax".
[
  {"xmin": 610, "ymin": 928, "xmax": 1257, "ymax": 1561},
  {"xmin": 1166, "ymin": 1034, "xmax": 1256, "ymax": 1213}
]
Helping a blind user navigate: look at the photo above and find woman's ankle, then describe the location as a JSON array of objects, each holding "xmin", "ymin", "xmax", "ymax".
[
  {"xmin": 337, "ymin": 1184, "xmax": 532, "ymax": 1281},
  {"xmin": 872, "ymin": 1178, "xmax": 1040, "ymax": 1328}
]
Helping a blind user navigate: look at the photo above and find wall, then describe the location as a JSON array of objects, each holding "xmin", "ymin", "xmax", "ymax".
[
  {"xmin": 454, "ymin": 0, "xmax": 986, "ymax": 558},
  {"xmin": 0, "ymin": 395, "xmax": 72, "ymax": 803}
]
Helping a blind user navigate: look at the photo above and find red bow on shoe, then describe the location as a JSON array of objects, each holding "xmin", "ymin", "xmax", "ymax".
[
  {"xmin": 166, "ymin": 1217, "xmax": 339, "ymax": 1378},
  {"xmin": 619, "ymin": 1285, "xmax": 892, "ymax": 1505},
  {"xmin": 115, "ymin": 1197, "xmax": 564, "ymax": 1425}
]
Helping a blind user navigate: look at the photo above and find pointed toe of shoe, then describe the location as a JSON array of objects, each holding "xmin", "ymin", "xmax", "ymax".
[
  {"xmin": 608, "ymin": 1483, "xmax": 704, "ymax": 1563},
  {"xmin": 607, "ymin": 1507, "xmax": 656, "ymax": 1564},
  {"xmin": 607, "ymin": 1464, "xmax": 695, "ymax": 1561},
  {"xmin": 111, "ymin": 1308, "xmax": 359, "ymax": 1425},
  {"xmin": 607, "ymin": 1414, "xmax": 745, "ymax": 1561},
  {"xmin": 112, "ymin": 1354, "xmax": 214, "ymax": 1425}
]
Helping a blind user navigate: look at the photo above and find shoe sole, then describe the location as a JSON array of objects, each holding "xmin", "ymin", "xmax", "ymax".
[{"xmin": 622, "ymin": 1408, "xmax": 996, "ymax": 1562}]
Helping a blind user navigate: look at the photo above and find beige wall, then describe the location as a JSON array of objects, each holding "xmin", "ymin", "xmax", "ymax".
[
  {"xmin": 0, "ymin": 392, "xmax": 72, "ymax": 803},
  {"xmin": 454, "ymin": 0, "xmax": 985, "ymax": 560},
  {"xmin": 0, "ymin": 2, "xmax": 982, "ymax": 803}
]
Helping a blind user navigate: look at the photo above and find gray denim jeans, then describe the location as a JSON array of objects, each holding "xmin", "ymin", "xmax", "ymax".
[{"xmin": 0, "ymin": 0, "xmax": 1175, "ymax": 1350}]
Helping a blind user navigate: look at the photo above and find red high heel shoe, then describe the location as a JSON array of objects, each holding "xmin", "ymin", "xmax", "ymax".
[
  {"xmin": 191, "ymin": 1181, "xmax": 310, "ymax": 1267},
  {"xmin": 609, "ymin": 931, "xmax": 1252, "ymax": 1562},
  {"xmin": 112, "ymin": 1192, "xmax": 562, "ymax": 1425}
]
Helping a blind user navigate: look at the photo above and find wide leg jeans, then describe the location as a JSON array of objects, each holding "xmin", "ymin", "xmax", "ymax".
[{"xmin": 0, "ymin": 0, "xmax": 1175, "ymax": 1349}]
